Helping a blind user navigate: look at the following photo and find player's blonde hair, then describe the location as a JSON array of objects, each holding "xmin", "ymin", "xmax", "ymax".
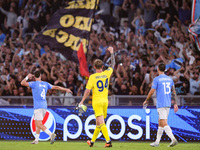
[{"xmin": 94, "ymin": 59, "xmax": 103, "ymax": 69}]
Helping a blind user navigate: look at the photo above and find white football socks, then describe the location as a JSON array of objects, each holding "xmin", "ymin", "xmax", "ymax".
[
  {"xmin": 155, "ymin": 127, "xmax": 164, "ymax": 144},
  {"xmin": 35, "ymin": 134, "xmax": 40, "ymax": 141},
  {"xmin": 164, "ymin": 125, "xmax": 176, "ymax": 141},
  {"xmin": 44, "ymin": 129, "xmax": 52, "ymax": 136}
]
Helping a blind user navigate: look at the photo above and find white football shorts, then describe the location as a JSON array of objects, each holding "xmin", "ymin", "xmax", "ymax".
[
  {"xmin": 157, "ymin": 107, "xmax": 170, "ymax": 120},
  {"xmin": 34, "ymin": 109, "xmax": 46, "ymax": 120}
]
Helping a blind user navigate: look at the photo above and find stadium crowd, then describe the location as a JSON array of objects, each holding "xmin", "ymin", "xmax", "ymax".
[{"xmin": 0, "ymin": 0, "xmax": 199, "ymax": 105}]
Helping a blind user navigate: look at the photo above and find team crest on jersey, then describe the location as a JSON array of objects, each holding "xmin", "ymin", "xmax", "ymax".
[{"xmin": 30, "ymin": 110, "xmax": 56, "ymax": 141}]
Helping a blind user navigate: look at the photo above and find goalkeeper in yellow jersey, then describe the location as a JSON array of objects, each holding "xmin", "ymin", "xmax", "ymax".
[{"xmin": 79, "ymin": 46, "xmax": 115, "ymax": 148}]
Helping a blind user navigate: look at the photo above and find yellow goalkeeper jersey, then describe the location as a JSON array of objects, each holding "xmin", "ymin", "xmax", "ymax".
[{"xmin": 86, "ymin": 67, "xmax": 113, "ymax": 103}]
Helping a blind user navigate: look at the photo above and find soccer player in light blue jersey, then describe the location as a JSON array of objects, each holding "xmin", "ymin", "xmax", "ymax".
[
  {"xmin": 21, "ymin": 71, "xmax": 72, "ymax": 144},
  {"xmin": 143, "ymin": 63, "xmax": 178, "ymax": 147}
]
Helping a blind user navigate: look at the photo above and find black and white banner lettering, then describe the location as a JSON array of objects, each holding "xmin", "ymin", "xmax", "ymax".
[{"xmin": 35, "ymin": 0, "xmax": 99, "ymax": 62}]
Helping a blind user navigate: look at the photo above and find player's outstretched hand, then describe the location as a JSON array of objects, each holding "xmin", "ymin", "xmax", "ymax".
[
  {"xmin": 107, "ymin": 46, "xmax": 114, "ymax": 54},
  {"xmin": 174, "ymin": 104, "xmax": 178, "ymax": 113},
  {"xmin": 143, "ymin": 100, "xmax": 148, "ymax": 106},
  {"xmin": 66, "ymin": 88, "xmax": 73, "ymax": 94}
]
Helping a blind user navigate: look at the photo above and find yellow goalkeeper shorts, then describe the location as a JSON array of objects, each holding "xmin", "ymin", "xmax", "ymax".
[{"xmin": 92, "ymin": 101, "xmax": 108, "ymax": 119}]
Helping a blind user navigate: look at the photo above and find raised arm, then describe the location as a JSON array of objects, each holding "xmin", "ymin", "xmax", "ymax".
[
  {"xmin": 140, "ymin": 80, "xmax": 146, "ymax": 95},
  {"xmin": 0, "ymin": 7, "xmax": 8, "ymax": 16},
  {"xmin": 51, "ymin": 85, "xmax": 72, "ymax": 94},
  {"xmin": 121, "ymin": 64, "xmax": 128, "ymax": 80},
  {"xmin": 174, "ymin": 67, "xmax": 184, "ymax": 78},
  {"xmin": 50, "ymin": 66, "xmax": 57, "ymax": 81},
  {"xmin": 171, "ymin": 85, "xmax": 178, "ymax": 113},
  {"xmin": 107, "ymin": 46, "xmax": 115, "ymax": 69},
  {"xmin": 171, "ymin": 0, "xmax": 178, "ymax": 11},
  {"xmin": 155, "ymin": 0, "xmax": 160, "ymax": 6},
  {"xmin": 184, "ymin": 66, "xmax": 190, "ymax": 81},
  {"xmin": 122, "ymin": 0, "xmax": 128, "ymax": 11},
  {"xmin": 21, "ymin": 74, "xmax": 33, "ymax": 87},
  {"xmin": 131, "ymin": 17, "xmax": 137, "ymax": 28},
  {"xmin": 139, "ymin": 0, "xmax": 145, "ymax": 9}
]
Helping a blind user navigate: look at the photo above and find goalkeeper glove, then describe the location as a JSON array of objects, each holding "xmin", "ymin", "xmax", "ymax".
[{"xmin": 75, "ymin": 103, "xmax": 87, "ymax": 116}]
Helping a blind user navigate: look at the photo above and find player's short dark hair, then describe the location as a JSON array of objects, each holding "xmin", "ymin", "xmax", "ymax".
[
  {"xmin": 94, "ymin": 59, "xmax": 103, "ymax": 69},
  {"xmin": 158, "ymin": 63, "xmax": 166, "ymax": 72},
  {"xmin": 34, "ymin": 70, "xmax": 41, "ymax": 78}
]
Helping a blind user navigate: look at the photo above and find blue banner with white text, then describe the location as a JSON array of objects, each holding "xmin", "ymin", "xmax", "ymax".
[{"xmin": 0, "ymin": 106, "xmax": 199, "ymax": 142}]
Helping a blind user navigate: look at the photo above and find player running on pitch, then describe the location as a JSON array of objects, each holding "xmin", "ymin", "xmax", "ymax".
[
  {"xmin": 21, "ymin": 70, "xmax": 72, "ymax": 144},
  {"xmin": 79, "ymin": 46, "xmax": 115, "ymax": 148},
  {"xmin": 143, "ymin": 63, "xmax": 178, "ymax": 147}
]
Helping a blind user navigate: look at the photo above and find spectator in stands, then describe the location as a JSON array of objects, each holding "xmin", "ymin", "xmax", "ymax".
[
  {"xmin": 119, "ymin": 20, "xmax": 131, "ymax": 39},
  {"xmin": 120, "ymin": 0, "xmax": 130, "ymax": 18},
  {"xmin": 112, "ymin": 0, "xmax": 124, "ymax": 23},
  {"xmin": 168, "ymin": 68, "xmax": 179, "ymax": 83},
  {"xmin": 129, "ymin": 85, "xmax": 138, "ymax": 96},
  {"xmin": 118, "ymin": 84, "xmax": 129, "ymax": 95},
  {"xmin": 140, "ymin": 0, "xmax": 156, "ymax": 28},
  {"xmin": 11, "ymin": 88, "xmax": 21, "ymax": 104},
  {"xmin": 178, "ymin": 0, "xmax": 191, "ymax": 26},
  {"xmin": 0, "ymin": 0, "xmax": 198, "ymax": 106},
  {"xmin": 17, "ymin": 9, "xmax": 29, "ymax": 36},
  {"xmin": 99, "ymin": 38, "xmax": 108, "ymax": 60},
  {"xmin": 36, "ymin": 0, "xmax": 51, "ymax": 14},
  {"xmin": 51, "ymin": 0, "xmax": 61, "ymax": 14},
  {"xmin": 66, "ymin": 74, "xmax": 76, "ymax": 96},
  {"xmin": 57, "ymin": 83, "xmax": 75, "ymax": 106},
  {"xmin": 99, "ymin": 0, "xmax": 111, "ymax": 27},
  {"xmin": 173, "ymin": 67, "xmax": 188, "ymax": 95},
  {"xmin": 184, "ymin": 66, "xmax": 200, "ymax": 95},
  {"xmin": 132, "ymin": 72, "xmax": 142, "ymax": 95},
  {"xmin": 24, "ymin": 0, "xmax": 36, "ymax": 20},
  {"xmin": 155, "ymin": 0, "xmax": 170, "ymax": 23},
  {"xmin": 140, "ymin": 79, "xmax": 151, "ymax": 95},
  {"xmin": 92, "ymin": 14, "xmax": 104, "ymax": 34},
  {"xmin": 2, "ymin": 85, "xmax": 11, "ymax": 96},
  {"xmin": 0, "ymin": 28, "xmax": 5, "ymax": 45},
  {"xmin": 0, "ymin": 6, "xmax": 17, "ymax": 28},
  {"xmin": 112, "ymin": 72, "xmax": 123, "ymax": 94},
  {"xmin": 25, "ymin": 87, "xmax": 32, "ymax": 96},
  {"xmin": 195, "ymin": 59, "xmax": 200, "ymax": 69},
  {"xmin": 76, "ymin": 81, "xmax": 85, "ymax": 96},
  {"xmin": 127, "ymin": 3, "xmax": 136, "ymax": 28}
]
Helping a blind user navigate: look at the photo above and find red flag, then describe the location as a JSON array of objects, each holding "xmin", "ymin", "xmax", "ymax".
[{"xmin": 77, "ymin": 42, "xmax": 89, "ymax": 78}]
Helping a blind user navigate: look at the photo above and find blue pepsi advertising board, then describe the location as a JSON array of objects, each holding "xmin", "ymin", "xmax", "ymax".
[{"xmin": 0, "ymin": 106, "xmax": 199, "ymax": 142}]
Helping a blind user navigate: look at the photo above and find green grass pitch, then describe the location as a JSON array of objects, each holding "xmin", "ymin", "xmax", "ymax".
[{"xmin": 0, "ymin": 141, "xmax": 199, "ymax": 150}]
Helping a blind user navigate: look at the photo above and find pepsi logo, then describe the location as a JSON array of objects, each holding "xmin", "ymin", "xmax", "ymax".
[{"xmin": 30, "ymin": 110, "xmax": 56, "ymax": 141}]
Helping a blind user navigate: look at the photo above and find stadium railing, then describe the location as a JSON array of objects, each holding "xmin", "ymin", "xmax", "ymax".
[{"xmin": 0, "ymin": 95, "xmax": 199, "ymax": 106}]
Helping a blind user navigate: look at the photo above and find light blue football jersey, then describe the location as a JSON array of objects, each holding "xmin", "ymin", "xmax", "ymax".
[
  {"xmin": 29, "ymin": 81, "xmax": 53, "ymax": 109},
  {"xmin": 152, "ymin": 74, "xmax": 174, "ymax": 108}
]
